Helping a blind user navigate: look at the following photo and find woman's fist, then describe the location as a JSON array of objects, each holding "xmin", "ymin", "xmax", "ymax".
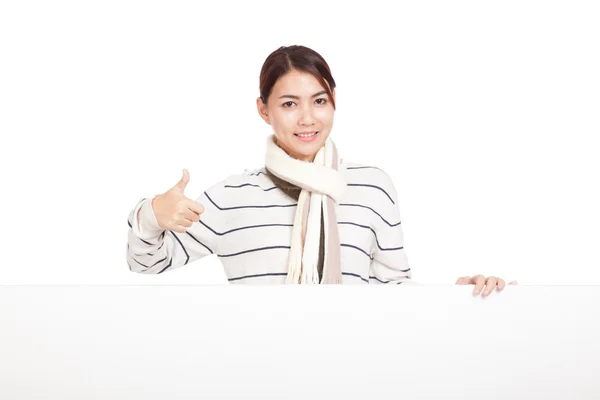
[{"xmin": 151, "ymin": 169, "xmax": 205, "ymax": 233}]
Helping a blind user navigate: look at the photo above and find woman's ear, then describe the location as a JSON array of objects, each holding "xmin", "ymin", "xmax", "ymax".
[{"xmin": 256, "ymin": 97, "xmax": 271, "ymax": 125}]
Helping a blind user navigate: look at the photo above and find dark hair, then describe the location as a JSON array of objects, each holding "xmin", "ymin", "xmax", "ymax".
[{"xmin": 259, "ymin": 45, "xmax": 336, "ymax": 109}]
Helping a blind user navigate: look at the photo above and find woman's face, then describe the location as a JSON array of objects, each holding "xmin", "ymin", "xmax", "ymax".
[{"xmin": 257, "ymin": 69, "xmax": 335, "ymax": 162}]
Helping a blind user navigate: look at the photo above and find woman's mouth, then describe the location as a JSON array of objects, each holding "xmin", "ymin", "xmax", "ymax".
[{"xmin": 294, "ymin": 131, "xmax": 318, "ymax": 142}]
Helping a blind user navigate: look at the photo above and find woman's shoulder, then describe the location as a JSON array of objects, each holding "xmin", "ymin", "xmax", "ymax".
[
  {"xmin": 341, "ymin": 160, "xmax": 398, "ymax": 203},
  {"xmin": 341, "ymin": 159, "xmax": 393, "ymax": 180},
  {"xmin": 195, "ymin": 166, "xmax": 285, "ymax": 212},
  {"xmin": 204, "ymin": 161, "xmax": 397, "ymax": 198},
  {"xmin": 204, "ymin": 166, "xmax": 273, "ymax": 194}
]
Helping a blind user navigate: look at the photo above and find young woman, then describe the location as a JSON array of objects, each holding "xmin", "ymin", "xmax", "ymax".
[{"xmin": 126, "ymin": 45, "xmax": 516, "ymax": 296}]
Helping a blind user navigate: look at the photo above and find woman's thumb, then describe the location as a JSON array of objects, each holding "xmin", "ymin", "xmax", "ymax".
[{"xmin": 174, "ymin": 169, "xmax": 190, "ymax": 192}]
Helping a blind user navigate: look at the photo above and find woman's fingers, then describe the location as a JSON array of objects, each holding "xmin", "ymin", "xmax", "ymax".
[
  {"xmin": 472, "ymin": 275, "xmax": 486, "ymax": 295},
  {"xmin": 186, "ymin": 200, "xmax": 205, "ymax": 216},
  {"xmin": 177, "ymin": 200, "xmax": 203, "ymax": 220},
  {"xmin": 482, "ymin": 276, "xmax": 498, "ymax": 297},
  {"xmin": 165, "ymin": 215, "xmax": 194, "ymax": 232},
  {"xmin": 172, "ymin": 201, "xmax": 202, "ymax": 225},
  {"xmin": 457, "ymin": 275, "xmax": 516, "ymax": 296},
  {"xmin": 497, "ymin": 278, "xmax": 506, "ymax": 291},
  {"xmin": 182, "ymin": 210, "xmax": 201, "ymax": 223}
]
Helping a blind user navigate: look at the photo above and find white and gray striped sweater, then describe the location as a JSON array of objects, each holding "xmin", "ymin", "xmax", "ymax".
[{"xmin": 126, "ymin": 161, "xmax": 413, "ymax": 284}]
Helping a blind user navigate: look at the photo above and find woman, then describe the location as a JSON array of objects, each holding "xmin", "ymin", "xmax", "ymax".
[{"xmin": 126, "ymin": 45, "xmax": 516, "ymax": 296}]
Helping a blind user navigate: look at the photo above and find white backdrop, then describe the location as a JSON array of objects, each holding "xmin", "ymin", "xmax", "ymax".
[{"xmin": 1, "ymin": 0, "xmax": 598, "ymax": 284}]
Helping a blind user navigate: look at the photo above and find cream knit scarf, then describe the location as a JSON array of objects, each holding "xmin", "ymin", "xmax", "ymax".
[{"xmin": 265, "ymin": 134, "xmax": 347, "ymax": 284}]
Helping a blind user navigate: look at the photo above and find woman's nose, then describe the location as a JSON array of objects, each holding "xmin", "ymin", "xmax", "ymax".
[{"xmin": 298, "ymin": 106, "xmax": 315, "ymax": 125}]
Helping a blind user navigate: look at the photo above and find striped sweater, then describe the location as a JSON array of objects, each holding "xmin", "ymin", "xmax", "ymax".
[{"xmin": 126, "ymin": 161, "xmax": 413, "ymax": 284}]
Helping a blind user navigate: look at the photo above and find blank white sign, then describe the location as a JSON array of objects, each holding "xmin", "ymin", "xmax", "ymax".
[{"xmin": 1, "ymin": 285, "xmax": 598, "ymax": 399}]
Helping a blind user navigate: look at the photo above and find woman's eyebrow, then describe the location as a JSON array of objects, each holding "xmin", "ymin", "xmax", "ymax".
[{"xmin": 279, "ymin": 90, "xmax": 327, "ymax": 100}]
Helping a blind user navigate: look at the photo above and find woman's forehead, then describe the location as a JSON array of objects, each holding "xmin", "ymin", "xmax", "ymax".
[{"xmin": 273, "ymin": 70, "xmax": 326, "ymax": 95}]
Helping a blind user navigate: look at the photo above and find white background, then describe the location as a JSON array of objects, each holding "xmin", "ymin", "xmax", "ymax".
[{"xmin": 1, "ymin": 0, "xmax": 598, "ymax": 285}]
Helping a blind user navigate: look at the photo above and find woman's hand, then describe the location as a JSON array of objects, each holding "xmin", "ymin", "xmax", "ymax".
[
  {"xmin": 151, "ymin": 169, "xmax": 204, "ymax": 233},
  {"xmin": 455, "ymin": 275, "xmax": 518, "ymax": 297}
]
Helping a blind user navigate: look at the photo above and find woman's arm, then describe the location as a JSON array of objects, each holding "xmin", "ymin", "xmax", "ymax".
[
  {"xmin": 126, "ymin": 180, "xmax": 223, "ymax": 275},
  {"xmin": 368, "ymin": 172, "xmax": 414, "ymax": 284}
]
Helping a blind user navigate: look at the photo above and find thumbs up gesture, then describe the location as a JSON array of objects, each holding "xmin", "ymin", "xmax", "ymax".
[{"xmin": 151, "ymin": 169, "xmax": 205, "ymax": 233}]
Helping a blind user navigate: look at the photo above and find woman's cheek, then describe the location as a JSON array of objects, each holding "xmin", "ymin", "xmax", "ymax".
[
  {"xmin": 284, "ymin": 113, "xmax": 299, "ymax": 131},
  {"xmin": 315, "ymin": 108, "xmax": 334, "ymax": 123}
]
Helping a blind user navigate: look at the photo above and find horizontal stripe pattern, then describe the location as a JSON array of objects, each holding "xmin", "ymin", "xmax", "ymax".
[
  {"xmin": 218, "ymin": 245, "xmax": 291, "ymax": 258},
  {"xmin": 338, "ymin": 221, "xmax": 404, "ymax": 251},
  {"xmin": 347, "ymin": 183, "xmax": 395, "ymax": 204},
  {"xmin": 127, "ymin": 161, "xmax": 412, "ymax": 284},
  {"xmin": 227, "ymin": 272, "xmax": 370, "ymax": 284},
  {"xmin": 226, "ymin": 180, "xmax": 395, "ymax": 204},
  {"xmin": 205, "ymin": 191, "xmax": 297, "ymax": 210}
]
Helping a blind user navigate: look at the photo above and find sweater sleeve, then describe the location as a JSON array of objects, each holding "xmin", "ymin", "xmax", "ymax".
[
  {"xmin": 126, "ymin": 181, "xmax": 224, "ymax": 275},
  {"xmin": 368, "ymin": 172, "xmax": 415, "ymax": 285}
]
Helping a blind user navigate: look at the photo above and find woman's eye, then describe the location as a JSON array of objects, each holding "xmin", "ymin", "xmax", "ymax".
[{"xmin": 282, "ymin": 98, "xmax": 327, "ymax": 107}]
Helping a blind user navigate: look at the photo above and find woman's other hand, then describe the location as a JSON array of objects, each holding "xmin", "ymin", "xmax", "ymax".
[{"xmin": 455, "ymin": 275, "xmax": 518, "ymax": 297}]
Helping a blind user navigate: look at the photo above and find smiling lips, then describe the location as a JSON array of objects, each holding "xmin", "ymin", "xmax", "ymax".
[{"xmin": 294, "ymin": 131, "xmax": 318, "ymax": 142}]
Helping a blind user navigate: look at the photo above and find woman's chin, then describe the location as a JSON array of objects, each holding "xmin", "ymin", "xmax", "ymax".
[
  {"xmin": 292, "ymin": 142, "xmax": 322, "ymax": 160},
  {"xmin": 279, "ymin": 133, "xmax": 328, "ymax": 161}
]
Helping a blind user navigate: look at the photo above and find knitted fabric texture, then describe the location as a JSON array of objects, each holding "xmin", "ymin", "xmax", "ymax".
[{"xmin": 264, "ymin": 134, "xmax": 346, "ymax": 284}]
